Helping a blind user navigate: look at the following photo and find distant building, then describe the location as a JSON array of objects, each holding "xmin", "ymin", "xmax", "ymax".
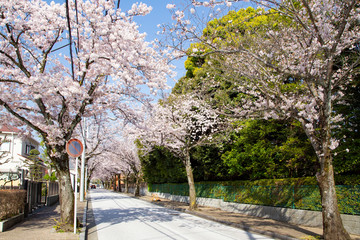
[{"xmin": 0, "ymin": 124, "xmax": 47, "ymax": 188}]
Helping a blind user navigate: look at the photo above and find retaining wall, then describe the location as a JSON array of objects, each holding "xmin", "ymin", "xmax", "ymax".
[
  {"xmin": 121, "ymin": 187, "xmax": 149, "ymax": 196},
  {"xmin": 0, "ymin": 213, "xmax": 24, "ymax": 232},
  {"xmin": 46, "ymin": 195, "xmax": 59, "ymax": 206}
]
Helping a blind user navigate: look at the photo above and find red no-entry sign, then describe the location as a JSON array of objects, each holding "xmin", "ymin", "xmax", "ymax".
[{"xmin": 66, "ymin": 139, "xmax": 83, "ymax": 158}]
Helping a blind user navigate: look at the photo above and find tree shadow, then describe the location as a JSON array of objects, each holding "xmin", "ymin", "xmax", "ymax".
[
  {"xmin": 87, "ymin": 191, "xmax": 267, "ymax": 240},
  {"xmin": 221, "ymin": 203, "xmax": 323, "ymax": 238}
]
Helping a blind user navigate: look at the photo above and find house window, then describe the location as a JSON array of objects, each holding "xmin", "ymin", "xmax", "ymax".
[
  {"xmin": 25, "ymin": 144, "xmax": 35, "ymax": 155},
  {"xmin": 0, "ymin": 141, "xmax": 10, "ymax": 152}
]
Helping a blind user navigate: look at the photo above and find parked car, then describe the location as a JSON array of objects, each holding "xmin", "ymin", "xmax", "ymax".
[{"xmin": 91, "ymin": 184, "xmax": 96, "ymax": 189}]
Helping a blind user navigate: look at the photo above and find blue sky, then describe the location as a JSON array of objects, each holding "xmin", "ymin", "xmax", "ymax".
[
  {"xmin": 47, "ymin": 0, "xmax": 186, "ymax": 88},
  {"xmin": 45, "ymin": 0, "xmax": 254, "ymax": 90},
  {"xmin": 105, "ymin": 1, "xmax": 188, "ymax": 83},
  {"xmin": 121, "ymin": 1, "xmax": 188, "ymax": 85}
]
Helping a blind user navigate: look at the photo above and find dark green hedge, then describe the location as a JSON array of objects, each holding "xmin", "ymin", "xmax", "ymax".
[{"xmin": 148, "ymin": 176, "xmax": 360, "ymax": 215}]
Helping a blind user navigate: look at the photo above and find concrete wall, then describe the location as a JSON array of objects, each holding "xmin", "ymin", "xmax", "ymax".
[
  {"xmin": 0, "ymin": 213, "xmax": 24, "ymax": 232},
  {"xmin": 150, "ymin": 191, "xmax": 360, "ymax": 235},
  {"xmin": 46, "ymin": 195, "xmax": 59, "ymax": 206},
  {"xmin": 123, "ymin": 187, "xmax": 149, "ymax": 196}
]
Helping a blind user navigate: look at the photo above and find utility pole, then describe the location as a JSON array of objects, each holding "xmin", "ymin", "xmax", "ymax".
[
  {"xmin": 85, "ymin": 165, "xmax": 88, "ymax": 196},
  {"xmin": 80, "ymin": 118, "xmax": 86, "ymax": 202}
]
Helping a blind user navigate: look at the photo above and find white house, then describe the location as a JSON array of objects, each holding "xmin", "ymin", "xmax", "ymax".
[{"xmin": 0, "ymin": 124, "xmax": 46, "ymax": 188}]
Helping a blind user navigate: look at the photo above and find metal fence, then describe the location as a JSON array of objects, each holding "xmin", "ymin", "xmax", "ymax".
[{"xmin": 149, "ymin": 183, "xmax": 360, "ymax": 215}]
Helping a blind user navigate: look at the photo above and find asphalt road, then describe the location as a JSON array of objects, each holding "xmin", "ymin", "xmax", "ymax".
[{"xmin": 87, "ymin": 189, "xmax": 274, "ymax": 240}]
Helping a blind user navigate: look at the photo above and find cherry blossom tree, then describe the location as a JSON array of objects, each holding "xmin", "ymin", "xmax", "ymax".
[
  {"xmin": 108, "ymin": 139, "xmax": 142, "ymax": 195},
  {"xmin": 84, "ymin": 119, "xmax": 143, "ymax": 194},
  {"xmin": 162, "ymin": 0, "xmax": 359, "ymax": 238},
  {"xmin": 72, "ymin": 115, "xmax": 114, "ymax": 193},
  {"xmin": 89, "ymin": 136, "xmax": 141, "ymax": 194},
  {"xmin": 91, "ymin": 156, "xmax": 118, "ymax": 188},
  {"xmin": 135, "ymin": 94, "xmax": 220, "ymax": 209},
  {"xmin": 0, "ymin": 0, "xmax": 171, "ymax": 225}
]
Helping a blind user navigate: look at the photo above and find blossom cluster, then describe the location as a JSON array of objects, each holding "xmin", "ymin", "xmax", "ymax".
[{"xmin": 134, "ymin": 94, "xmax": 219, "ymax": 157}]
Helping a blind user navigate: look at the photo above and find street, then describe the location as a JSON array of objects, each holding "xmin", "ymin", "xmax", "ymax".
[{"xmin": 87, "ymin": 189, "xmax": 274, "ymax": 240}]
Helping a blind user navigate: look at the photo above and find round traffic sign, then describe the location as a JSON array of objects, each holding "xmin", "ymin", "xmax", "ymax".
[{"xmin": 66, "ymin": 139, "xmax": 83, "ymax": 158}]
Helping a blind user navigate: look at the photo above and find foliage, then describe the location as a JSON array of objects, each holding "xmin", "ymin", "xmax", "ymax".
[
  {"xmin": 171, "ymin": 7, "xmax": 321, "ymax": 182},
  {"xmin": 174, "ymin": 7, "xmax": 360, "ymax": 179},
  {"xmin": 166, "ymin": 3, "xmax": 360, "ymax": 185},
  {"xmin": 140, "ymin": 117, "xmax": 329, "ymax": 183},
  {"xmin": 173, "ymin": 7, "xmax": 288, "ymax": 106},
  {"xmin": 141, "ymin": 143, "xmax": 231, "ymax": 184},
  {"xmin": 43, "ymin": 172, "xmax": 57, "ymax": 182},
  {"xmin": 140, "ymin": 146, "xmax": 186, "ymax": 184},
  {"xmin": 149, "ymin": 176, "xmax": 360, "ymax": 215},
  {"xmin": 222, "ymin": 119, "xmax": 318, "ymax": 180},
  {"xmin": 332, "ymin": 57, "xmax": 360, "ymax": 175},
  {"xmin": 23, "ymin": 149, "xmax": 44, "ymax": 182},
  {"xmin": 190, "ymin": 144, "xmax": 230, "ymax": 181},
  {"xmin": 52, "ymin": 218, "xmax": 75, "ymax": 233},
  {"xmin": 334, "ymin": 175, "xmax": 360, "ymax": 185},
  {"xmin": 300, "ymin": 236, "xmax": 321, "ymax": 240}
]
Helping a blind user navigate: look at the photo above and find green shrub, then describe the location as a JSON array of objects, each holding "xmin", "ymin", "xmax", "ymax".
[
  {"xmin": 149, "ymin": 175, "xmax": 360, "ymax": 215},
  {"xmin": 334, "ymin": 175, "xmax": 360, "ymax": 185}
]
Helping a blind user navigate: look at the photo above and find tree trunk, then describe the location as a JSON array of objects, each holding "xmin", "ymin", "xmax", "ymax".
[
  {"xmin": 46, "ymin": 142, "xmax": 75, "ymax": 227},
  {"xmin": 58, "ymin": 168, "xmax": 74, "ymax": 225},
  {"xmin": 125, "ymin": 176, "xmax": 129, "ymax": 193},
  {"xmin": 113, "ymin": 176, "xmax": 116, "ymax": 191},
  {"xmin": 304, "ymin": 88, "xmax": 351, "ymax": 240},
  {"xmin": 134, "ymin": 175, "xmax": 140, "ymax": 197},
  {"xmin": 316, "ymin": 86, "xmax": 351, "ymax": 240},
  {"xmin": 87, "ymin": 179, "xmax": 91, "ymax": 191},
  {"xmin": 184, "ymin": 149, "xmax": 197, "ymax": 210},
  {"xmin": 316, "ymin": 152, "xmax": 351, "ymax": 240},
  {"xmin": 117, "ymin": 174, "xmax": 122, "ymax": 192}
]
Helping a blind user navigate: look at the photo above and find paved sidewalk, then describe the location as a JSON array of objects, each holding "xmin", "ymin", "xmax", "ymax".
[{"xmin": 0, "ymin": 200, "xmax": 86, "ymax": 240}]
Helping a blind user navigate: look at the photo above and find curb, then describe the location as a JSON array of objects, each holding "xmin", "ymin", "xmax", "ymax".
[
  {"xmin": 0, "ymin": 213, "xmax": 25, "ymax": 232},
  {"xmin": 79, "ymin": 199, "xmax": 88, "ymax": 240}
]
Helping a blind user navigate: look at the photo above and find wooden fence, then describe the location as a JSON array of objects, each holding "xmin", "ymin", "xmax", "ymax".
[{"xmin": 23, "ymin": 180, "xmax": 59, "ymax": 215}]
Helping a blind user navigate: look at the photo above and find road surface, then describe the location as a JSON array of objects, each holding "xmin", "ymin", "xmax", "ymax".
[{"xmin": 87, "ymin": 189, "xmax": 274, "ymax": 240}]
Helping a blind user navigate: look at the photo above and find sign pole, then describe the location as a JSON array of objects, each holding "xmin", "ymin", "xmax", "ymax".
[
  {"xmin": 74, "ymin": 156, "xmax": 78, "ymax": 234},
  {"xmin": 65, "ymin": 138, "xmax": 83, "ymax": 235}
]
